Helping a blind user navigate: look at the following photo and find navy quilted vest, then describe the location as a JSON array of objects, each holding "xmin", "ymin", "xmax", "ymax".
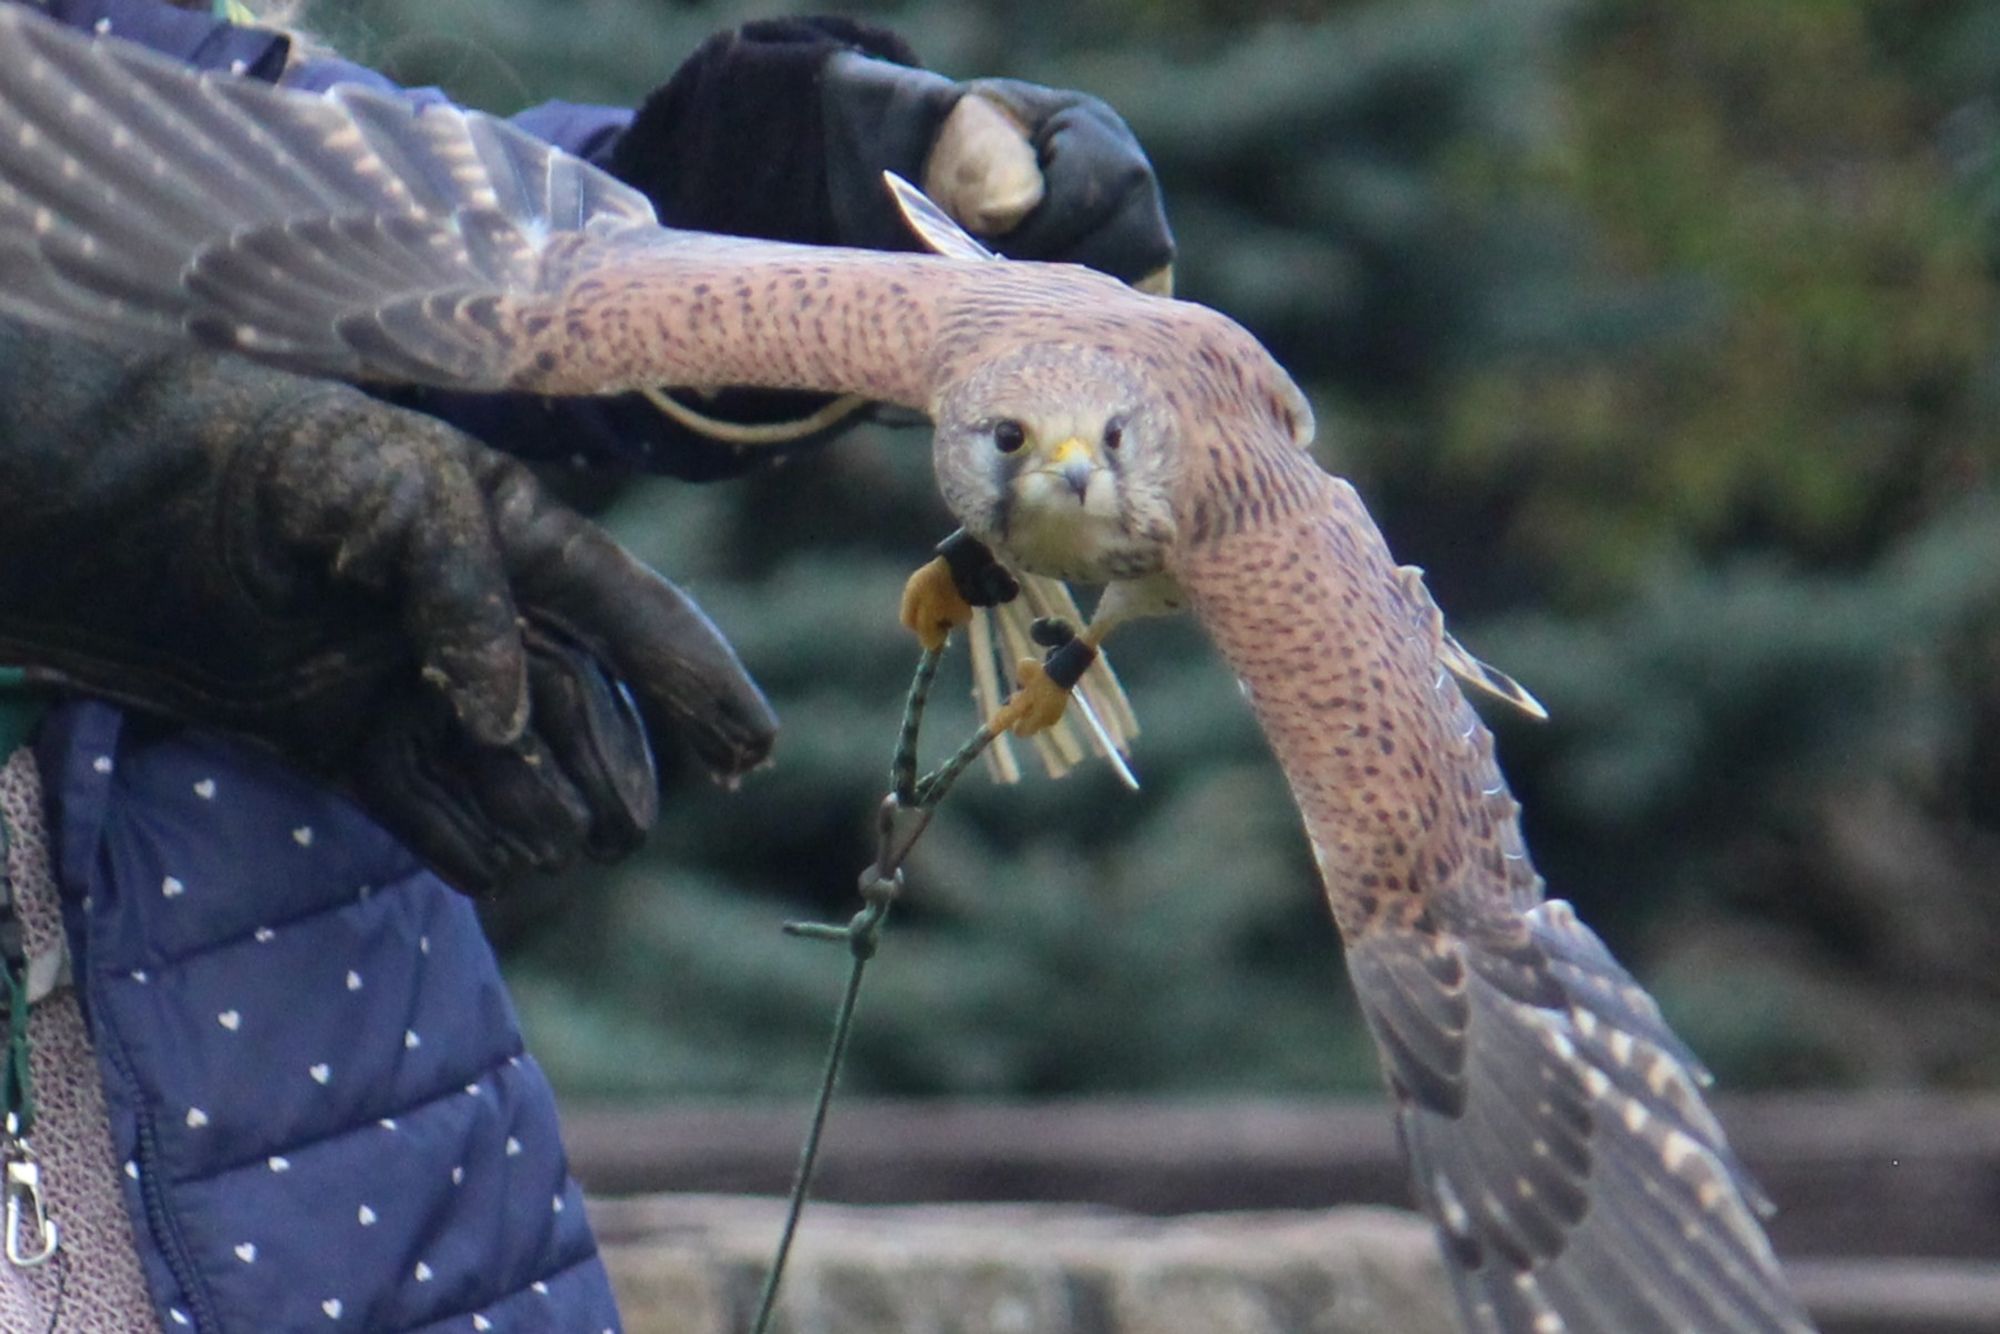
[{"xmin": 36, "ymin": 701, "xmax": 622, "ymax": 1333}]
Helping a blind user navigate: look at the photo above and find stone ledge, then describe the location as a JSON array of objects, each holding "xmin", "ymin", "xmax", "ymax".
[{"xmin": 591, "ymin": 1194, "xmax": 1456, "ymax": 1334}]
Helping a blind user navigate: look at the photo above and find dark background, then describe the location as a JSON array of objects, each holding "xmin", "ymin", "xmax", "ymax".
[{"xmin": 306, "ymin": 0, "xmax": 2000, "ymax": 1105}]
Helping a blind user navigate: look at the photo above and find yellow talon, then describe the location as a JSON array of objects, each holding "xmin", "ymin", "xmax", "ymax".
[
  {"xmin": 900, "ymin": 556, "xmax": 974, "ymax": 651},
  {"xmin": 989, "ymin": 658, "xmax": 1072, "ymax": 737}
]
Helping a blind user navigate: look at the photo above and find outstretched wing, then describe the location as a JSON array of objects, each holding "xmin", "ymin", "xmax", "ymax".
[
  {"xmin": 0, "ymin": 6, "xmax": 655, "ymax": 384},
  {"xmin": 1348, "ymin": 901, "xmax": 1810, "ymax": 1333},
  {"xmin": 1171, "ymin": 450, "xmax": 1811, "ymax": 1333}
]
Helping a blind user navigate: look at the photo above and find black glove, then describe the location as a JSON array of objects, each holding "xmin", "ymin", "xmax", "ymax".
[
  {"xmin": 0, "ymin": 318, "xmax": 776, "ymax": 894},
  {"xmin": 610, "ymin": 16, "xmax": 1174, "ymax": 284}
]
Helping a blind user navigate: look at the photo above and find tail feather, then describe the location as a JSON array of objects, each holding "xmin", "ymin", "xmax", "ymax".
[{"xmin": 970, "ymin": 574, "xmax": 1141, "ymax": 785}]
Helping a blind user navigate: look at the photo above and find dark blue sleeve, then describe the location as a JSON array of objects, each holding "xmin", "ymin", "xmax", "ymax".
[
  {"xmin": 507, "ymin": 100, "xmax": 633, "ymax": 171},
  {"xmin": 28, "ymin": 0, "xmax": 288, "ymax": 74}
]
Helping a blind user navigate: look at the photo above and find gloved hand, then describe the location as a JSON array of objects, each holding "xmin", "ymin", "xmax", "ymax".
[
  {"xmin": 0, "ymin": 318, "xmax": 776, "ymax": 894},
  {"xmin": 610, "ymin": 16, "xmax": 1174, "ymax": 288}
]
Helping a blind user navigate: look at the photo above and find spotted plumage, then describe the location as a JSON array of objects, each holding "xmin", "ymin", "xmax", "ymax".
[{"xmin": 0, "ymin": 11, "xmax": 1811, "ymax": 1331}]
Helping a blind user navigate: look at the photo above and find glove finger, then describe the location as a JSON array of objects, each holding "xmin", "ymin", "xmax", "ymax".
[
  {"xmin": 968, "ymin": 83, "xmax": 1175, "ymax": 284},
  {"xmin": 449, "ymin": 731, "xmax": 595, "ymax": 875},
  {"xmin": 351, "ymin": 695, "xmax": 590, "ymax": 895},
  {"xmin": 351, "ymin": 751, "xmax": 508, "ymax": 896},
  {"xmin": 522, "ymin": 619, "xmax": 659, "ymax": 863},
  {"xmin": 393, "ymin": 454, "xmax": 531, "ymax": 749},
  {"xmin": 1021, "ymin": 105, "xmax": 1172, "ymax": 278},
  {"xmin": 537, "ymin": 535, "xmax": 776, "ymax": 784},
  {"xmin": 267, "ymin": 410, "xmax": 531, "ymax": 750},
  {"xmin": 480, "ymin": 459, "xmax": 778, "ymax": 781}
]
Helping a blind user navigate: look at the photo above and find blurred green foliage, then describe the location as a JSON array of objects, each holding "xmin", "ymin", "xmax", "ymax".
[{"xmin": 306, "ymin": 0, "xmax": 2000, "ymax": 1097}]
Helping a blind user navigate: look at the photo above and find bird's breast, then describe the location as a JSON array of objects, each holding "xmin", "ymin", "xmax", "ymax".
[{"xmin": 993, "ymin": 487, "xmax": 1164, "ymax": 584}]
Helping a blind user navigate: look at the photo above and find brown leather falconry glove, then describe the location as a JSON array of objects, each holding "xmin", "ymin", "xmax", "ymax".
[{"xmin": 0, "ymin": 317, "xmax": 776, "ymax": 894}]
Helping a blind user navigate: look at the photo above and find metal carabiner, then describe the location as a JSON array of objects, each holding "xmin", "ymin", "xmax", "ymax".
[{"xmin": 4, "ymin": 1149, "xmax": 57, "ymax": 1267}]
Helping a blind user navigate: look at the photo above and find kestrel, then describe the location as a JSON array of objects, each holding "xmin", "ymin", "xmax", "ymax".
[{"xmin": 0, "ymin": 12, "xmax": 1813, "ymax": 1332}]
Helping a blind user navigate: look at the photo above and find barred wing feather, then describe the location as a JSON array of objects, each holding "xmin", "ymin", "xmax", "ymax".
[
  {"xmin": 0, "ymin": 7, "xmax": 655, "ymax": 384},
  {"xmin": 1349, "ymin": 900, "xmax": 1809, "ymax": 1333}
]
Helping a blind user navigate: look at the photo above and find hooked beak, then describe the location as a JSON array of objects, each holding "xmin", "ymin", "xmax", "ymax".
[{"xmin": 1042, "ymin": 436, "xmax": 1096, "ymax": 502}]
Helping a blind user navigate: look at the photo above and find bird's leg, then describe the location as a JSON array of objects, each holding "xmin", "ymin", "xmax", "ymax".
[
  {"xmin": 899, "ymin": 529, "xmax": 1020, "ymax": 651},
  {"xmin": 898, "ymin": 560, "xmax": 969, "ymax": 652},
  {"xmin": 990, "ymin": 617, "xmax": 1106, "ymax": 738},
  {"xmin": 988, "ymin": 574, "xmax": 1180, "ymax": 739}
]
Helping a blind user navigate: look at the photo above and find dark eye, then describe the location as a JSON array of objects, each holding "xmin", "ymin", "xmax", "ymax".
[
  {"xmin": 1103, "ymin": 416, "xmax": 1127, "ymax": 452},
  {"xmin": 993, "ymin": 420, "xmax": 1027, "ymax": 454}
]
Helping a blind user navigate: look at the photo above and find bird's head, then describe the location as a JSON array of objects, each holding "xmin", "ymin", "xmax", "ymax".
[{"xmin": 930, "ymin": 344, "xmax": 1180, "ymax": 584}]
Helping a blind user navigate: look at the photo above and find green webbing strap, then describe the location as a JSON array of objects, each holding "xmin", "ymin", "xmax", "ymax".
[
  {"xmin": 0, "ymin": 809, "xmax": 27, "ymax": 1139},
  {"xmin": 0, "ymin": 974, "xmax": 28, "ymax": 1141}
]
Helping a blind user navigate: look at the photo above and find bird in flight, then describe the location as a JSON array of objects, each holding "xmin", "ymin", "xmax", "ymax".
[{"xmin": 0, "ymin": 11, "xmax": 1813, "ymax": 1331}]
